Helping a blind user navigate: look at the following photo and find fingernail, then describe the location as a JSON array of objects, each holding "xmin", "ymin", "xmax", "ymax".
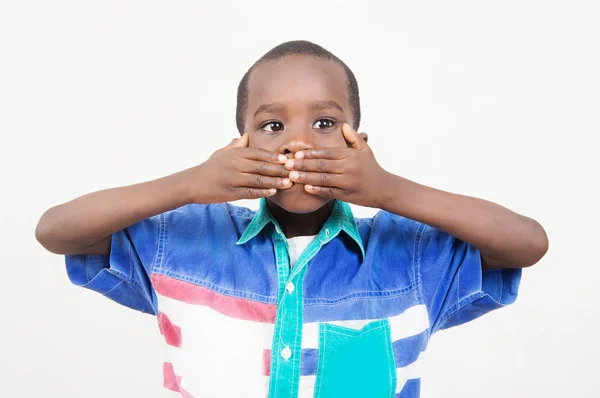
[
  {"xmin": 285, "ymin": 159, "xmax": 294, "ymax": 168},
  {"xmin": 282, "ymin": 178, "xmax": 290, "ymax": 186},
  {"xmin": 305, "ymin": 185, "xmax": 314, "ymax": 191},
  {"xmin": 290, "ymin": 171, "xmax": 299, "ymax": 180},
  {"xmin": 278, "ymin": 154, "xmax": 287, "ymax": 162},
  {"xmin": 295, "ymin": 151, "xmax": 304, "ymax": 159}
]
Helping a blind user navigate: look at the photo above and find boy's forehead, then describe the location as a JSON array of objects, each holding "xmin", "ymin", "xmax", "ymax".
[{"xmin": 247, "ymin": 56, "xmax": 350, "ymax": 111}]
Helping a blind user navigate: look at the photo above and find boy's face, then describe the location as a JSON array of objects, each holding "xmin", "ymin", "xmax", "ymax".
[{"xmin": 244, "ymin": 55, "xmax": 354, "ymax": 214}]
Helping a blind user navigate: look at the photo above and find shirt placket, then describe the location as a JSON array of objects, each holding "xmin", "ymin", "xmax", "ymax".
[{"xmin": 268, "ymin": 227, "xmax": 323, "ymax": 398}]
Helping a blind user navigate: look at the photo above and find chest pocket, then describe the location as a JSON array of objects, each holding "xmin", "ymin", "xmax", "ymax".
[{"xmin": 314, "ymin": 319, "xmax": 396, "ymax": 398}]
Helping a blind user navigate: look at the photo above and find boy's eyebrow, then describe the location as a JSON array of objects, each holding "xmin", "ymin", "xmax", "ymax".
[
  {"xmin": 254, "ymin": 103, "xmax": 286, "ymax": 117},
  {"xmin": 254, "ymin": 101, "xmax": 344, "ymax": 117},
  {"xmin": 309, "ymin": 100, "xmax": 344, "ymax": 113}
]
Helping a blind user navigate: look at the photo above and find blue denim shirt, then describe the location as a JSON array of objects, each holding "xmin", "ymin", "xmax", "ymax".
[{"xmin": 65, "ymin": 199, "xmax": 521, "ymax": 398}]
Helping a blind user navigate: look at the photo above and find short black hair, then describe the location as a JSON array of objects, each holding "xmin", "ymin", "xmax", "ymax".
[{"xmin": 236, "ymin": 40, "xmax": 360, "ymax": 134}]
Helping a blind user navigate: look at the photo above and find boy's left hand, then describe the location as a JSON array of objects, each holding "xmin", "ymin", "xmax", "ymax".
[{"xmin": 285, "ymin": 123, "xmax": 391, "ymax": 208}]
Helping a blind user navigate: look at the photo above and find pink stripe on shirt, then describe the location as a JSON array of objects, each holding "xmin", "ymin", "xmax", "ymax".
[{"xmin": 152, "ymin": 274, "xmax": 277, "ymax": 323}]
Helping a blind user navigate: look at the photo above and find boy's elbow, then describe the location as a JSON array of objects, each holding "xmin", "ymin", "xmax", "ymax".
[
  {"xmin": 35, "ymin": 208, "xmax": 65, "ymax": 254},
  {"xmin": 523, "ymin": 220, "xmax": 549, "ymax": 268},
  {"xmin": 35, "ymin": 215, "xmax": 58, "ymax": 253}
]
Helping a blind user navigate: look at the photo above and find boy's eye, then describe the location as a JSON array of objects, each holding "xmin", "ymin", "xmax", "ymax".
[
  {"xmin": 313, "ymin": 119, "xmax": 335, "ymax": 129},
  {"xmin": 261, "ymin": 121, "xmax": 284, "ymax": 132}
]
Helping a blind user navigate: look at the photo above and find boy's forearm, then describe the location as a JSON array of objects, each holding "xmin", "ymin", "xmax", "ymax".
[
  {"xmin": 35, "ymin": 170, "xmax": 193, "ymax": 255},
  {"xmin": 378, "ymin": 173, "xmax": 549, "ymax": 269}
]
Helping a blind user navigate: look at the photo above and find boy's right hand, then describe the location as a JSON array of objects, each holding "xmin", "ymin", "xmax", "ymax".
[
  {"xmin": 184, "ymin": 133, "xmax": 292, "ymax": 204},
  {"xmin": 35, "ymin": 133, "xmax": 291, "ymax": 255}
]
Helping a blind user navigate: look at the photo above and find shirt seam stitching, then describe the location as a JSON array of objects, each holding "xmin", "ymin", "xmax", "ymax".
[
  {"xmin": 303, "ymin": 282, "xmax": 418, "ymax": 304},
  {"xmin": 154, "ymin": 271, "xmax": 277, "ymax": 303},
  {"xmin": 437, "ymin": 291, "xmax": 486, "ymax": 332},
  {"xmin": 414, "ymin": 222, "xmax": 427, "ymax": 306},
  {"xmin": 152, "ymin": 212, "xmax": 167, "ymax": 274}
]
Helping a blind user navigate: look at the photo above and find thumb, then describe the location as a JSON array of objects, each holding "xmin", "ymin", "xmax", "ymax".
[
  {"xmin": 342, "ymin": 123, "xmax": 366, "ymax": 150},
  {"xmin": 227, "ymin": 132, "xmax": 249, "ymax": 148}
]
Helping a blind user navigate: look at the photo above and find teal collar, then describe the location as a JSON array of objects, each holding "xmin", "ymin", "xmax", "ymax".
[{"xmin": 236, "ymin": 198, "xmax": 365, "ymax": 259}]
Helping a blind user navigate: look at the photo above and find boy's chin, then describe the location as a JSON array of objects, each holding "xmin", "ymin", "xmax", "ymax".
[{"xmin": 268, "ymin": 185, "xmax": 332, "ymax": 214}]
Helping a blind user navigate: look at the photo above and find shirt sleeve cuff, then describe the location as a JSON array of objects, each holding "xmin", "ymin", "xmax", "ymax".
[{"xmin": 438, "ymin": 267, "xmax": 522, "ymax": 331}]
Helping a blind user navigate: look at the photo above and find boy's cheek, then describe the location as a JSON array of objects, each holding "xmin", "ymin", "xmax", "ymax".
[
  {"xmin": 329, "ymin": 129, "xmax": 352, "ymax": 148},
  {"xmin": 247, "ymin": 134, "xmax": 275, "ymax": 151}
]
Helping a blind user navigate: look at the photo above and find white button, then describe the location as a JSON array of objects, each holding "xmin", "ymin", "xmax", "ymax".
[
  {"xmin": 325, "ymin": 229, "xmax": 330, "ymax": 238},
  {"xmin": 281, "ymin": 346, "xmax": 292, "ymax": 360},
  {"xmin": 286, "ymin": 282, "xmax": 295, "ymax": 293}
]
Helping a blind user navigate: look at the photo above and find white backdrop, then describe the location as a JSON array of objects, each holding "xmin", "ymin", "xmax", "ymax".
[{"xmin": 1, "ymin": 1, "xmax": 598, "ymax": 397}]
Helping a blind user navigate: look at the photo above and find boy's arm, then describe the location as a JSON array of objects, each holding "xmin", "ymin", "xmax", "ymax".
[
  {"xmin": 35, "ymin": 171, "xmax": 191, "ymax": 255},
  {"xmin": 285, "ymin": 123, "xmax": 548, "ymax": 269},
  {"xmin": 36, "ymin": 134, "xmax": 291, "ymax": 255},
  {"xmin": 376, "ymin": 177, "xmax": 548, "ymax": 269}
]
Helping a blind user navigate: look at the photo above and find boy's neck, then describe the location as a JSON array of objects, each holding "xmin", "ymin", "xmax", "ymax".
[{"xmin": 266, "ymin": 200, "xmax": 335, "ymax": 239}]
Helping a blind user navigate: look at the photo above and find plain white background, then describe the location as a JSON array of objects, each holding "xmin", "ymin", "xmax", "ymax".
[{"xmin": 1, "ymin": 0, "xmax": 598, "ymax": 397}]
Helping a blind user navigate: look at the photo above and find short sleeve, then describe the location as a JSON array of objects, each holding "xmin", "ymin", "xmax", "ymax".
[
  {"xmin": 418, "ymin": 224, "xmax": 521, "ymax": 334},
  {"xmin": 64, "ymin": 214, "xmax": 164, "ymax": 315}
]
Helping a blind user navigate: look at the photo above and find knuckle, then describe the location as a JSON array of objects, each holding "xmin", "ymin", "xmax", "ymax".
[
  {"xmin": 245, "ymin": 187, "xmax": 258, "ymax": 198},
  {"xmin": 254, "ymin": 174, "xmax": 263, "ymax": 185},
  {"xmin": 326, "ymin": 187, "xmax": 336, "ymax": 196},
  {"xmin": 320, "ymin": 173, "xmax": 330, "ymax": 184},
  {"xmin": 317, "ymin": 160, "xmax": 327, "ymax": 171},
  {"xmin": 278, "ymin": 164, "xmax": 288, "ymax": 176},
  {"xmin": 258, "ymin": 161, "xmax": 268, "ymax": 173}
]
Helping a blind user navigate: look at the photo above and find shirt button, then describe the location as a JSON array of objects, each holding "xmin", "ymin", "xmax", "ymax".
[
  {"xmin": 286, "ymin": 282, "xmax": 295, "ymax": 293},
  {"xmin": 281, "ymin": 346, "xmax": 292, "ymax": 360},
  {"xmin": 325, "ymin": 229, "xmax": 330, "ymax": 238}
]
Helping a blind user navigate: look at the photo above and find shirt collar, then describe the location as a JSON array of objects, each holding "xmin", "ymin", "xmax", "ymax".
[{"xmin": 236, "ymin": 198, "xmax": 365, "ymax": 259}]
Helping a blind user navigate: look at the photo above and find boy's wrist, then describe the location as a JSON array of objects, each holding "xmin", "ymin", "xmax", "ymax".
[
  {"xmin": 377, "ymin": 173, "xmax": 421, "ymax": 217},
  {"xmin": 168, "ymin": 167, "xmax": 200, "ymax": 206}
]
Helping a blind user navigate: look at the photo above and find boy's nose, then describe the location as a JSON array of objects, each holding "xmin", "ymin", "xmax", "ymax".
[{"xmin": 279, "ymin": 129, "xmax": 316, "ymax": 156}]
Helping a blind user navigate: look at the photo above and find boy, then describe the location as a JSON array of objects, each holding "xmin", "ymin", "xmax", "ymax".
[{"xmin": 36, "ymin": 40, "xmax": 548, "ymax": 398}]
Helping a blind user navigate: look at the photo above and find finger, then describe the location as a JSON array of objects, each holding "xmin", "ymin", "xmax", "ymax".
[
  {"xmin": 284, "ymin": 158, "xmax": 345, "ymax": 173},
  {"xmin": 235, "ymin": 187, "xmax": 278, "ymax": 200},
  {"xmin": 227, "ymin": 132, "xmax": 249, "ymax": 148},
  {"xmin": 241, "ymin": 160, "xmax": 290, "ymax": 177},
  {"xmin": 288, "ymin": 170, "xmax": 344, "ymax": 188},
  {"xmin": 294, "ymin": 147, "xmax": 348, "ymax": 160},
  {"xmin": 304, "ymin": 185, "xmax": 349, "ymax": 199},
  {"xmin": 239, "ymin": 147, "xmax": 288, "ymax": 164},
  {"xmin": 341, "ymin": 123, "xmax": 367, "ymax": 150},
  {"xmin": 238, "ymin": 173, "xmax": 293, "ymax": 190}
]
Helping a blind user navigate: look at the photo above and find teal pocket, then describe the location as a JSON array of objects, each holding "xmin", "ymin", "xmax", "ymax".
[{"xmin": 314, "ymin": 320, "xmax": 396, "ymax": 398}]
